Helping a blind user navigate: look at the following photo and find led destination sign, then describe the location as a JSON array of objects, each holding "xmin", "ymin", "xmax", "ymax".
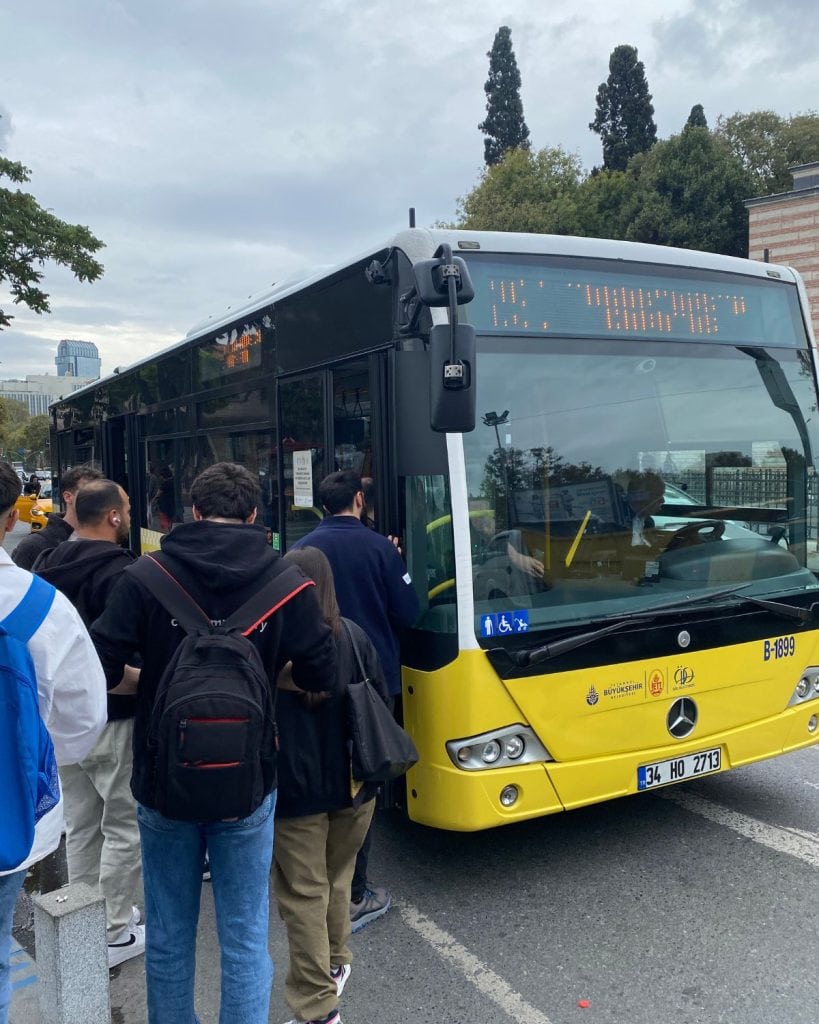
[
  {"xmin": 466, "ymin": 258, "xmax": 805, "ymax": 347},
  {"xmin": 198, "ymin": 325, "xmax": 264, "ymax": 382}
]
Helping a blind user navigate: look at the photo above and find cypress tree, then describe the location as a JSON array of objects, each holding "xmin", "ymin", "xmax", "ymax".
[
  {"xmin": 686, "ymin": 104, "xmax": 708, "ymax": 129},
  {"xmin": 589, "ymin": 44, "xmax": 657, "ymax": 171},
  {"xmin": 478, "ymin": 26, "xmax": 530, "ymax": 167}
]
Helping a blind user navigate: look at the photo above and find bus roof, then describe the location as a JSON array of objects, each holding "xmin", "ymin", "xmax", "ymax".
[{"xmin": 58, "ymin": 229, "xmax": 801, "ymax": 404}]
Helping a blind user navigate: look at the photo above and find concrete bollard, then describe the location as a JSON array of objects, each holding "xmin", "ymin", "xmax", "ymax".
[{"xmin": 32, "ymin": 882, "xmax": 110, "ymax": 1024}]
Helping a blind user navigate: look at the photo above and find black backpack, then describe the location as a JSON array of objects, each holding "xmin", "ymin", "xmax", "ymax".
[{"xmin": 128, "ymin": 554, "xmax": 312, "ymax": 822}]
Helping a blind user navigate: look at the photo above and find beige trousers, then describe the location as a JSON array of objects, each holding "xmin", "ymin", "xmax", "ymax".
[
  {"xmin": 273, "ymin": 799, "xmax": 375, "ymax": 1022},
  {"xmin": 59, "ymin": 718, "xmax": 142, "ymax": 939}
]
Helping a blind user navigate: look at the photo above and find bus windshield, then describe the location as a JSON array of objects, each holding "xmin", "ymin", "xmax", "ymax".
[{"xmin": 462, "ymin": 334, "xmax": 819, "ymax": 637}]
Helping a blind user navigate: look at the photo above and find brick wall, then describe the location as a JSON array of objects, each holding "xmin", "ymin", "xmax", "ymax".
[{"xmin": 748, "ymin": 193, "xmax": 819, "ymax": 340}]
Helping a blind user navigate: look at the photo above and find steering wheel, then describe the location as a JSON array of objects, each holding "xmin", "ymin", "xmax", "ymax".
[{"xmin": 665, "ymin": 519, "xmax": 725, "ymax": 551}]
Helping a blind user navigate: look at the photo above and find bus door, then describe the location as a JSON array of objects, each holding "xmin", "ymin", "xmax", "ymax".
[
  {"xmin": 279, "ymin": 374, "xmax": 328, "ymax": 549},
  {"xmin": 278, "ymin": 356, "xmax": 386, "ymax": 550},
  {"xmin": 101, "ymin": 413, "xmax": 141, "ymax": 551}
]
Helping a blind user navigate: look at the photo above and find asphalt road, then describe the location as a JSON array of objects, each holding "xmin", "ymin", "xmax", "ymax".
[
  {"xmin": 11, "ymin": 746, "xmax": 818, "ymax": 1024},
  {"xmin": 7, "ymin": 516, "xmax": 818, "ymax": 1023},
  {"xmin": 2, "ymin": 516, "xmax": 29, "ymax": 555}
]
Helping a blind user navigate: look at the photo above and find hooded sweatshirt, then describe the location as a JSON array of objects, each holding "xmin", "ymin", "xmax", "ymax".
[
  {"xmin": 90, "ymin": 520, "xmax": 337, "ymax": 809},
  {"xmin": 11, "ymin": 512, "xmax": 73, "ymax": 571},
  {"xmin": 34, "ymin": 539, "xmax": 137, "ymax": 720}
]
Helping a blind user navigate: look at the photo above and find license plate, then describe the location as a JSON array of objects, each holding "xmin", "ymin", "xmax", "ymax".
[{"xmin": 637, "ymin": 747, "xmax": 721, "ymax": 791}]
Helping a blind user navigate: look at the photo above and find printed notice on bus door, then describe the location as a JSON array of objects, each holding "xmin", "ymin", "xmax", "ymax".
[{"xmin": 293, "ymin": 449, "xmax": 314, "ymax": 508}]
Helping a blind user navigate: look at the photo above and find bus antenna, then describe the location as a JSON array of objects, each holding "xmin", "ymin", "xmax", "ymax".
[{"xmin": 409, "ymin": 207, "xmax": 416, "ymax": 228}]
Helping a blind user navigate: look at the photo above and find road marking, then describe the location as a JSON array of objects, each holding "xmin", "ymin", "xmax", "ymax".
[
  {"xmin": 399, "ymin": 902, "xmax": 553, "ymax": 1024},
  {"xmin": 663, "ymin": 790, "xmax": 819, "ymax": 868},
  {"xmin": 9, "ymin": 944, "xmax": 37, "ymax": 992}
]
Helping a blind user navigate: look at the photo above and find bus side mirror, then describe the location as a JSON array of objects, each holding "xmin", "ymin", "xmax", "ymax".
[
  {"xmin": 429, "ymin": 323, "xmax": 476, "ymax": 433},
  {"xmin": 413, "ymin": 256, "xmax": 475, "ymax": 307}
]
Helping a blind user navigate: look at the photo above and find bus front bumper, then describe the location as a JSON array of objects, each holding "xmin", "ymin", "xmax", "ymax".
[{"xmin": 405, "ymin": 702, "xmax": 819, "ymax": 832}]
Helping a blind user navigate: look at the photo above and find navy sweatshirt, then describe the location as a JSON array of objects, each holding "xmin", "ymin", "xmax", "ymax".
[{"xmin": 292, "ymin": 515, "xmax": 420, "ymax": 695}]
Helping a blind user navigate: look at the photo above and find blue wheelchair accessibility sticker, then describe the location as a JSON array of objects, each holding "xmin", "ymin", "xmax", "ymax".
[{"xmin": 479, "ymin": 610, "xmax": 529, "ymax": 637}]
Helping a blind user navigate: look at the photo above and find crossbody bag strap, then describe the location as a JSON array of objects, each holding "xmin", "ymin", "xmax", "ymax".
[
  {"xmin": 127, "ymin": 554, "xmax": 211, "ymax": 634},
  {"xmin": 341, "ymin": 619, "xmax": 368, "ymax": 681},
  {"xmin": 224, "ymin": 564, "xmax": 315, "ymax": 636}
]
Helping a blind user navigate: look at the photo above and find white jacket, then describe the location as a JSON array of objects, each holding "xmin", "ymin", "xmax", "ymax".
[{"xmin": 0, "ymin": 548, "xmax": 107, "ymax": 875}]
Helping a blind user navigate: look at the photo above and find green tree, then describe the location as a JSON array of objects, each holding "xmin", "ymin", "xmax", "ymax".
[
  {"xmin": 715, "ymin": 109, "xmax": 819, "ymax": 195},
  {"xmin": 7, "ymin": 411, "xmax": 50, "ymax": 468},
  {"xmin": 0, "ymin": 397, "xmax": 28, "ymax": 452},
  {"xmin": 575, "ymin": 168, "xmax": 635, "ymax": 239},
  {"xmin": 686, "ymin": 104, "xmax": 708, "ymax": 129},
  {"xmin": 0, "ymin": 146, "xmax": 105, "ymax": 328},
  {"xmin": 478, "ymin": 26, "xmax": 530, "ymax": 167},
  {"xmin": 13, "ymin": 414, "xmax": 50, "ymax": 467},
  {"xmin": 456, "ymin": 146, "xmax": 583, "ymax": 233},
  {"xmin": 620, "ymin": 126, "xmax": 751, "ymax": 257},
  {"xmin": 590, "ymin": 44, "xmax": 657, "ymax": 171}
]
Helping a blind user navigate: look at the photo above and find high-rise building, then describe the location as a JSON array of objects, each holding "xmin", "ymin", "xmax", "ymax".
[
  {"xmin": 0, "ymin": 374, "xmax": 97, "ymax": 416},
  {"xmin": 55, "ymin": 339, "xmax": 101, "ymax": 378}
]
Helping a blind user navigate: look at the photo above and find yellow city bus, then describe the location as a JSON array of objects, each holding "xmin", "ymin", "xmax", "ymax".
[{"xmin": 51, "ymin": 229, "xmax": 819, "ymax": 830}]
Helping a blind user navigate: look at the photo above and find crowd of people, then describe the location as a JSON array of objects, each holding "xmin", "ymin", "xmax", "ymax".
[{"xmin": 0, "ymin": 459, "xmax": 419, "ymax": 1024}]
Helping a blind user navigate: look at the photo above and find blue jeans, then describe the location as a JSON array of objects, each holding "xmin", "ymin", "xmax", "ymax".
[
  {"xmin": 137, "ymin": 792, "xmax": 276, "ymax": 1024},
  {"xmin": 0, "ymin": 870, "xmax": 26, "ymax": 1024}
]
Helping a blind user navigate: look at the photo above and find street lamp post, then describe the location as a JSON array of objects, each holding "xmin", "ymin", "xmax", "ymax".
[{"xmin": 482, "ymin": 410, "xmax": 514, "ymax": 528}]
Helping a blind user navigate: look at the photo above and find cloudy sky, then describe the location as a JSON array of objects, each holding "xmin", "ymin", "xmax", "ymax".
[{"xmin": 1, "ymin": 0, "xmax": 817, "ymax": 380}]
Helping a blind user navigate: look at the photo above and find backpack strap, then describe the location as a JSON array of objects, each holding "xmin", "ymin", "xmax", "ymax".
[
  {"xmin": 128, "ymin": 555, "xmax": 313, "ymax": 636},
  {"xmin": 1, "ymin": 575, "xmax": 56, "ymax": 643},
  {"xmin": 127, "ymin": 554, "xmax": 212, "ymax": 634},
  {"xmin": 224, "ymin": 565, "xmax": 315, "ymax": 636}
]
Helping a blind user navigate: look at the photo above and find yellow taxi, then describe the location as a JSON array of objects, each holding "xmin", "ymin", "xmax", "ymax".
[{"xmin": 16, "ymin": 481, "xmax": 53, "ymax": 531}]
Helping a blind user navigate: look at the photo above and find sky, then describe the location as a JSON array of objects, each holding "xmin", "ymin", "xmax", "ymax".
[{"xmin": 1, "ymin": 0, "xmax": 818, "ymax": 380}]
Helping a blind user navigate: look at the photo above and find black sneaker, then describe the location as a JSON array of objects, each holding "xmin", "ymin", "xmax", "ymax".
[
  {"xmin": 281, "ymin": 1012, "xmax": 341, "ymax": 1024},
  {"xmin": 202, "ymin": 855, "xmax": 211, "ymax": 882},
  {"xmin": 349, "ymin": 885, "xmax": 391, "ymax": 932}
]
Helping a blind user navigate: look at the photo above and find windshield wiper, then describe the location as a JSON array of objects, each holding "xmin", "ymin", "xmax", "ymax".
[
  {"xmin": 501, "ymin": 583, "xmax": 755, "ymax": 668},
  {"xmin": 730, "ymin": 594, "xmax": 819, "ymax": 622},
  {"xmin": 505, "ymin": 614, "xmax": 655, "ymax": 668}
]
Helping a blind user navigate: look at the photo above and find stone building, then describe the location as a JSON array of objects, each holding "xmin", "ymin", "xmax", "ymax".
[{"xmin": 746, "ymin": 162, "xmax": 819, "ymax": 340}]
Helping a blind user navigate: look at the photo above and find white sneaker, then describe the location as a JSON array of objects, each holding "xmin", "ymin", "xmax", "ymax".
[
  {"xmin": 128, "ymin": 905, "xmax": 141, "ymax": 928},
  {"xmin": 331, "ymin": 963, "xmax": 351, "ymax": 996},
  {"xmin": 108, "ymin": 923, "xmax": 145, "ymax": 967}
]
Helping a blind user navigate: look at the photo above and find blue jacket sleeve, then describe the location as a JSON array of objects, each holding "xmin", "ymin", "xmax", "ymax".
[{"xmin": 382, "ymin": 542, "xmax": 420, "ymax": 631}]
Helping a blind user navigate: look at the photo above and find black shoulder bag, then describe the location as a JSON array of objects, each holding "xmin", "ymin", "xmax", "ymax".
[{"xmin": 342, "ymin": 620, "xmax": 419, "ymax": 783}]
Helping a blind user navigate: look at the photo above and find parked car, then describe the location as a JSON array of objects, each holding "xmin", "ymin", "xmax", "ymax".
[{"xmin": 16, "ymin": 481, "xmax": 53, "ymax": 531}]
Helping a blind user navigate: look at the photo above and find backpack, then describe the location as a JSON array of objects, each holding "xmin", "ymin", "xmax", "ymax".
[
  {"xmin": 128, "ymin": 555, "xmax": 313, "ymax": 822},
  {"xmin": 0, "ymin": 575, "xmax": 60, "ymax": 871}
]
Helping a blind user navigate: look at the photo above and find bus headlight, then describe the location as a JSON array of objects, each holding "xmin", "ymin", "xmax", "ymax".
[
  {"xmin": 789, "ymin": 667, "xmax": 819, "ymax": 707},
  {"xmin": 447, "ymin": 725, "xmax": 551, "ymax": 771},
  {"xmin": 504, "ymin": 735, "xmax": 525, "ymax": 760},
  {"xmin": 481, "ymin": 740, "xmax": 502, "ymax": 764}
]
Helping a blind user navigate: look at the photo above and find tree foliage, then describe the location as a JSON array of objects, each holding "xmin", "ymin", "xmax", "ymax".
[
  {"xmin": 456, "ymin": 146, "xmax": 584, "ymax": 233},
  {"xmin": 478, "ymin": 26, "xmax": 530, "ymax": 167},
  {"xmin": 0, "ymin": 150, "xmax": 105, "ymax": 329},
  {"xmin": 619, "ymin": 126, "xmax": 752, "ymax": 257},
  {"xmin": 0, "ymin": 399, "xmax": 50, "ymax": 466},
  {"xmin": 589, "ymin": 44, "xmax": 657, "ymax": 171},
  {"xmin": 686, "ymin": 104, "xmax": 708, "ymax": 129},
  {"xmin": 715, "ymin": 110, "xmax": 819, "ymax": 195}
]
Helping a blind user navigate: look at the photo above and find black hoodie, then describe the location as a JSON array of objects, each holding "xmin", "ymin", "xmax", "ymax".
[
  {"xmin": 90, "ymin": 520, "xmax": 337, "ymax": 809},
  {"xmin": 34, "ymin": 538, "xmax": 137, "ymax": 720},
  {"xmin": 12, "ymin": 512, "xmax": 73, "ymax": 570}
]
